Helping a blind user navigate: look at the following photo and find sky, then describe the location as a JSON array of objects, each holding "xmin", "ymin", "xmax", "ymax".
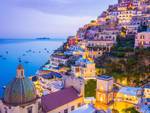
[{"xmin": 0, "ymin": 0, "xmax": 117, "ymax": 39}]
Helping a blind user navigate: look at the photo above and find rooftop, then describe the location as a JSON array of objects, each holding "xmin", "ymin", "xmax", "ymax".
[
  {"xmin": 40, "ymin": 71, "xmax": 62, "ymax": 79},
  {"xmin": 97, "ymin": 75, "xmax": 113, "ymax": 80},
  {"xmin": 118, "ymin": 87, "xmax": 142, "ymax": 96},
  {"xmin": 41, "ymin": 87, "xmax": 80, "ymax": 112},
  {"xmin": 71, "ymin": 104, "xmax": 96, "ymax": 113}
]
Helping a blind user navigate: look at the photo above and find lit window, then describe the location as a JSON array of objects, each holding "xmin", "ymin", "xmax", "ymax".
[{"xmin": 78, "ymin": 103, "xmax": 81, "ymax": 107}]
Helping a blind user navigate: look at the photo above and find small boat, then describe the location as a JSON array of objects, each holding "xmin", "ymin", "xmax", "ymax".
[
  {"xmin": 22, "ymin": 54, "xmax": 26, "ymax": 56},
  {"xmin": 6, "ymin": 51, "xmax": 8, "ymax": 54},
  {"xmin": 29, "ymin": 49, "xmax": 32, "ymax": 51},
  {"xmin": 39, "ymin": 51, "xmax": 41, "ymax": 53},
  {"xmin": 24, "ymin": 61, "xmax": 29, "ymax": 64},
  {"xmin": 2, "ymin": 57, "xmax": 6, "ymax": 60},
  {"xmin": 0, "ymin": 55, "xmax": 2, "ymax": 57},
  {"xmin": 3, "ymin": 86, "xmax": 6, "ymax": 89}
]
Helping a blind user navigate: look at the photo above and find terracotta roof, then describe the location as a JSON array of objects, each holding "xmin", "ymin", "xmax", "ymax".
[{"xmin": 41, "ymin": 87, "xmax": 80, "ymax": 112}]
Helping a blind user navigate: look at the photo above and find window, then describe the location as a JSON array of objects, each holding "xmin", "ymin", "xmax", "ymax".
[
  {"xmin": 27, "ymin": 106, "xmax": 32, "ymax": 113},
  {"xmin": 71, "ymin": 106, "xmax": 75, "ymax": 111},
  {"xmin": 64, "ymin": 109, "xmax": 68, "ymax": 113},
  {"xmin": 4, "ymin": 107, "xmax": 7, "ymax": 113},
  {"xmin": 38, "ymin": 102, "xmax": 41, "ymax": 110},
  {"xmin": 78, "ymin": 103, "xmax": 81, "ymax": 107}
]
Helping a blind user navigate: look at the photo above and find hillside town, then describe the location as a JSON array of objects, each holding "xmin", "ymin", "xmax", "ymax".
[{"xmin": 0, "ymin": 0, "xmax": 150, "ymax": 113}]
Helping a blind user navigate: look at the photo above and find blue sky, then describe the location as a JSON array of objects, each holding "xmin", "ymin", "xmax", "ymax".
[{"xmin": 0, "ymin": 0, "xmax": 117, "ymax": 39}]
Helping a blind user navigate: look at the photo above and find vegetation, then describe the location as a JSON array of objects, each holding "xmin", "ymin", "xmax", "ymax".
[
  {"xmin": 95, "ymin": 36, "xmax": 150, "ymax": 86},
  {"xmin": 122, "ymin": 107, "xmax": 140, "ymax": 113},
  {"xmin": 85, "ymin": 79, "xmax": 96, "ymax": 97},
  {"xmin": 112, "ymin": 109, "xmax": 119, "ymax": 113}
]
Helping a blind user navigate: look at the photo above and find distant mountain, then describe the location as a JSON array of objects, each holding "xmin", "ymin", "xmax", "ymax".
[{"xmin": 36, "ymin": 37, "xmax": 51, "ymax": 40}]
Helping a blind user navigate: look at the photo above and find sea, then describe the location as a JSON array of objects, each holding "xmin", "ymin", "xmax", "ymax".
[{"xmin": 0, "ymin": 39, "xmax": 65, "ymax": 97}]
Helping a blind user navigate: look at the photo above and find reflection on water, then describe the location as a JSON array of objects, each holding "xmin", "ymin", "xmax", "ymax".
[{"xmin": 0, "ymin": 39, "xmax": 65, "ymax": 97}]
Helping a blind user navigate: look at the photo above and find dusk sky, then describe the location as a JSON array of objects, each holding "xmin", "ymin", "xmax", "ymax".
[{"xmin": 0, "ymin": 0, "xmax": 117, "ymax": 39}]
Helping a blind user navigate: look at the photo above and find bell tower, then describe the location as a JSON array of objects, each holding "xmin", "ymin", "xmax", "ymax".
[
  {"xmin": 96, "ymin": 75, "xmax": 114, "ymax": 105},
  {"xmin": 16, "ymin": 64, "xmax": 25, "ymax": 78}
]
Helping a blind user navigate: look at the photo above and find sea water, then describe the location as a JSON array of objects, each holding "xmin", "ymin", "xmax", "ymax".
[{"xmin": 0, "ymin": 39, "xmax": 65, "ymax": 97}]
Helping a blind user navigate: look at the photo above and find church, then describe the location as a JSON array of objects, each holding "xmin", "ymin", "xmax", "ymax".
[
  {"xmin": 0, "ymin": 65, "xmax": 84, "ymax": 113},
  {"xmin": 0, "ymin": 64, "xmax": 40, "ymax": 113}
]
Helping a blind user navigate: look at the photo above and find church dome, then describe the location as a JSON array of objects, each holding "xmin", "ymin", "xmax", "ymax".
[{"xmin": 3, "ymin": 65, "xmax": 37, "ymax": 106}]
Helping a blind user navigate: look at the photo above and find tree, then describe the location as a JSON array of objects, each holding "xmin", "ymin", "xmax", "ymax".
[
  {"xmin": 122, "ymin": 107, "xmax": 140, "ymax": 113},
  {"xmin": 85, "ymin": 79, "xmax": 96, "ymax": 97},
  {"xmin": 112, "ymin": 109, "xmax": 119, "ymax": 113}
]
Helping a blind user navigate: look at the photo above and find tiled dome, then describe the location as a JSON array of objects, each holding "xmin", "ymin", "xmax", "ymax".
[{"xmin": 3, "ymin": 65, "xmax": 37, "ymax": 106}]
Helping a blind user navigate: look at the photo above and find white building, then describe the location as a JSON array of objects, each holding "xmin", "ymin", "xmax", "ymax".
[
  {"xmin": 144, "ymin": 84, "xmax": 150, "ymax": 98},
  {"xmin": 71, "ymin": 57, "xmax": 96, "ymax": 78},
  {"xmin": 134, "ymin": 32, "xmax": 150, "ymax": 48},
  {"xmin": 87, "ymin": 32, "xmax": 117, "ymax": 58},
  {"xmin": 49, "ymin": 54, "xmax": 70, "ymax": 68},
  {"xmin": 116, "ymin": 87, "xmax": 142, "ymax": 104}
]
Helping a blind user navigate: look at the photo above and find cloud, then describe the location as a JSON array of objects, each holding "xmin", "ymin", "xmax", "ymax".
[
  {"xmin": 1, "ymin": 0, "xmax": 117, "ymax": 16},
  {"xmin": 0, "ymin": 0, "xmax": 118, "ymax": 38}
]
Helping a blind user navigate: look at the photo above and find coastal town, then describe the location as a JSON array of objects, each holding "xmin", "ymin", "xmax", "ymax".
[{"xmin": 0, "ymin": 0, "xmax": 150, "ymax": 113}]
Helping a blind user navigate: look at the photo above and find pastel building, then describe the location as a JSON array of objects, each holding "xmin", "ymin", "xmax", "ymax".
[
  {"xmin": 96, "ymin": 75, "xmax": 114, "ymax": 105},
  {"xmin": 49, "ymin": 54, "xmax": 70, "ymax": 68},
  {"xmin": 67, "ymin": 36, "xmax": 77, "ymax": 47},
  {"xmin": 118, "ymin": 10, "xmax": 142, "ymax": 24},
  {"xmin": 134, "ymin": 32, "xmax": 150, "ymax": 48},
  {"xmin": 64, "ymin": 45, "xmax": 85, "ymax": 56},
  {"xmin": 144, "ymin": 84, "xmax": 150, "ymax": 98},
  {"xmin": 71, "ymin": 57, "xmax": 96, "ymax": 78},
  {"xmin": 116, "ymin": 87, "xmax": 142, "ymax": 104},
  {"xmin": 41, "ymin": 76, "xmax": 84, "ymax": 113},
  {"xmin": 87, "ymin": 32, "xmax": 117, "ymax": 58},
  {"xmin": 0, "ymin": 65, "xmax": 40, "ymax": 113}
]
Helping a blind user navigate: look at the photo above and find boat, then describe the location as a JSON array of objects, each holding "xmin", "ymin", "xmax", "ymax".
[
  {"xmin": 2, "ymin": 57, "xmax": 6, "ymax": 60},
  {"xmin": 3, "ymin": 86, "xmax": 6, "ymax": 89},
  {"xmin": 22, "ymin": 54, "xmax": 26, "ymax": 56},
  {"xmin": 25, "ymin": 61, "xmax": 29, "ymax": 64}
]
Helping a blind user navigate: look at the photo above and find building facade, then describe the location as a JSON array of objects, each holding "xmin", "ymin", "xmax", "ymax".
[
  {"xmin": 87, "ymin": 32, "xmax": 117, "ymax": 58},
  {"xmin": 116, "ymin": 87, "xmax": 142, "ymax": 104},
  {"xmin": 49, "ymin": 54, "xmax": 70, "ymax": 68},
  {"xmin": 41, "ymin": 76, "xmax": 84, "ymax": 113},
  {"xmin": 96, "ymin": 75, "xmax": 114, "ymax": 105},
  {"xmin": 134, "ymin": 32, "xmax": 150, "ymax": 48},
  {"xmin": 71, "ymin": 57, "xmax": 96, "ymax": 78}
]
